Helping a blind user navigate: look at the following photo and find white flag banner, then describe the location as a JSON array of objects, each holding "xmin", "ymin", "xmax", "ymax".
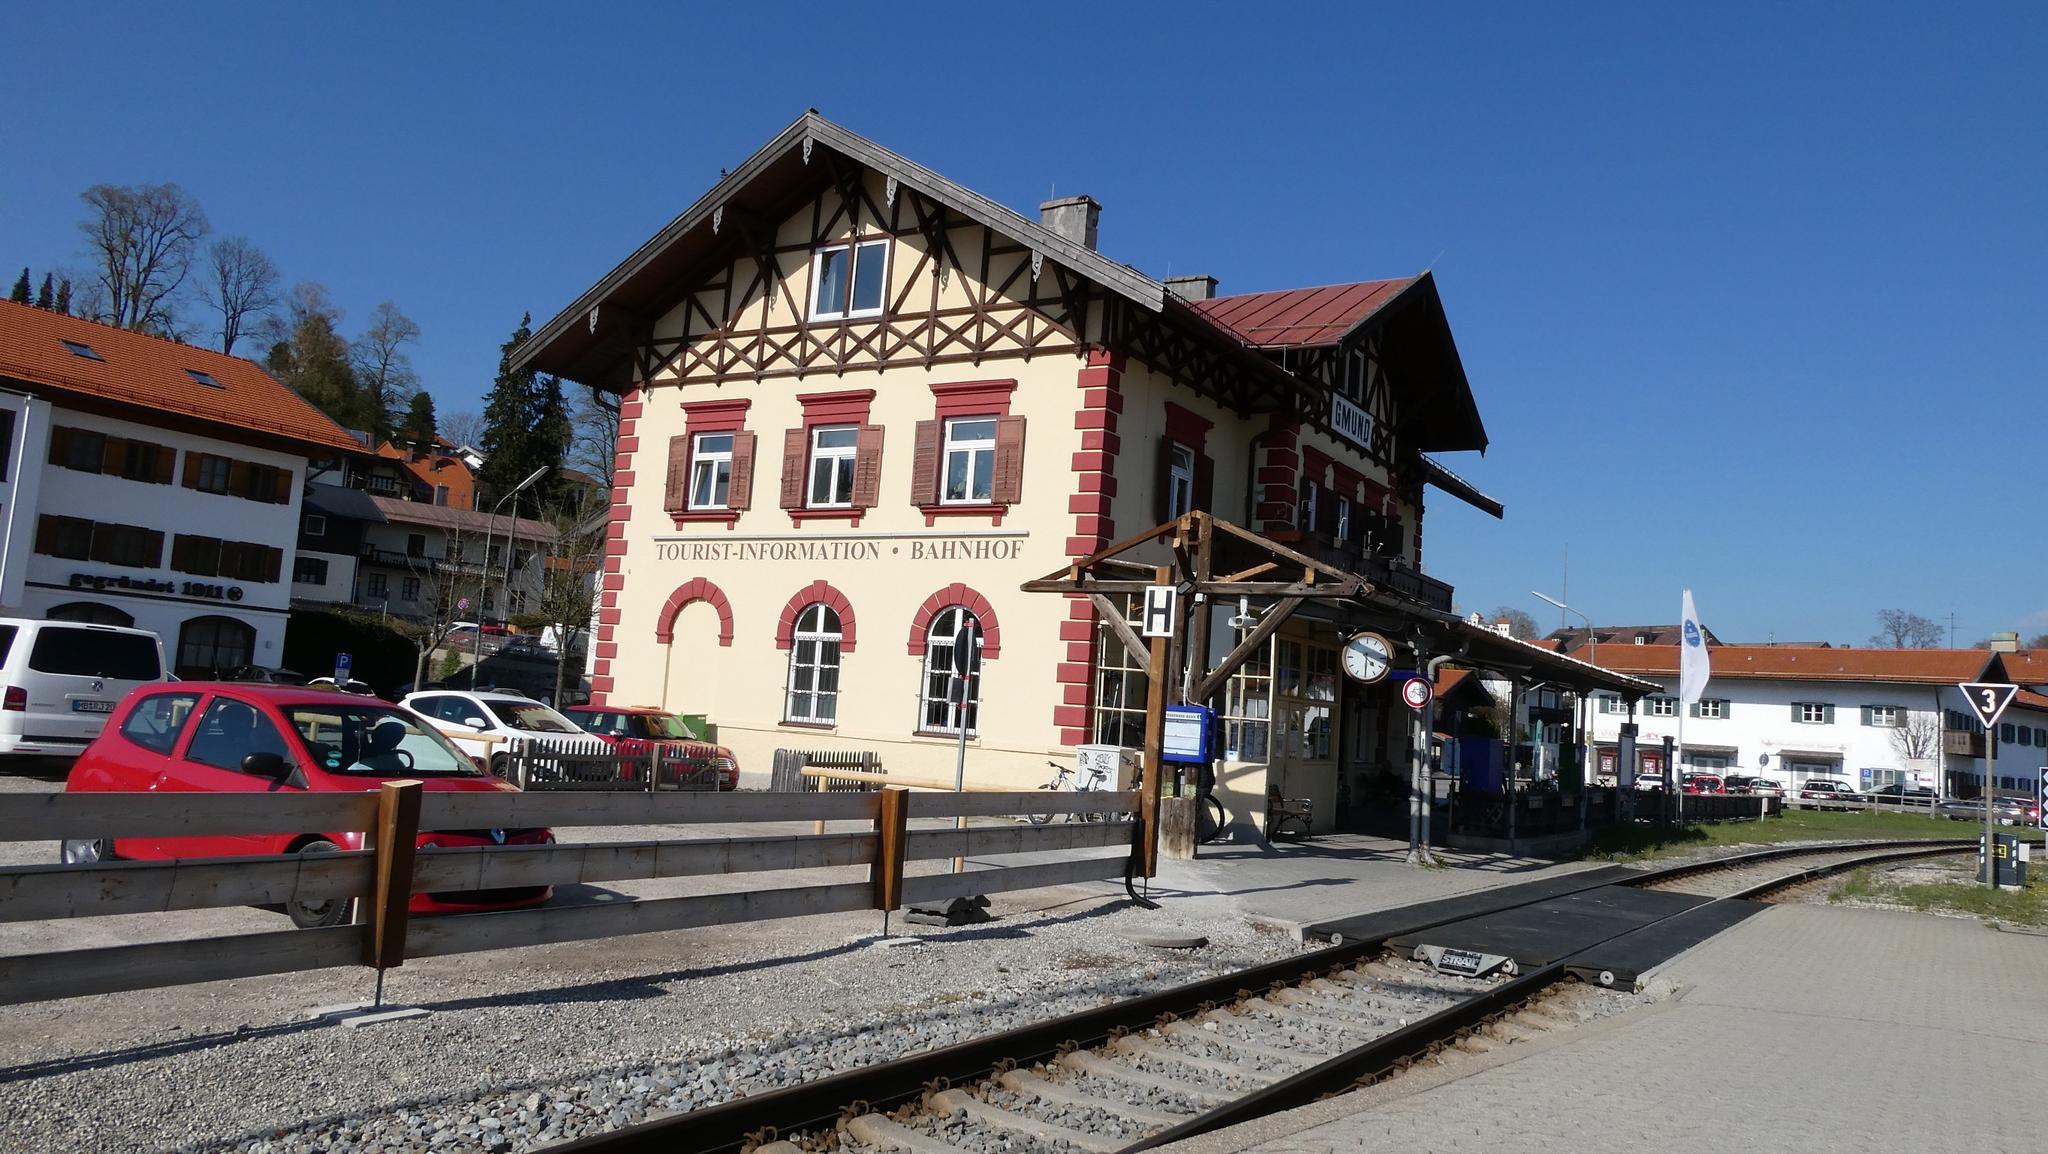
[{"xmin": 1679, "ymin": 588, "xmax": 1711, "ymax": 705}]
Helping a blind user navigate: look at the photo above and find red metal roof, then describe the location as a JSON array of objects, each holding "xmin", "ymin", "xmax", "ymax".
[
  {"xmin": 0, "ymin": 300, "xmax": 361, "ymax": 457},
  {"xmin": 1587, "ymin": 645, "xmax": 1999, "ymax": 685},
  {"xmin": 1185, "ymin": 278, "xmax": 1417, "ymax": 349}
]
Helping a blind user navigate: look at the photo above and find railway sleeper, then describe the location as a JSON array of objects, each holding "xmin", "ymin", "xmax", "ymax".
[
  {"xmin": 1057, "ymin": 1051, "xmax": 1233, "ymax": 1106},
  {"xmin": 1163, "ymin": 1019, "xmax": 1332, "ymax": 1063},
  {"xmin": 1108, "ymin": 1034, "xmax": 1285, "ymax": 1083},
  {"xmin": 995, "ymin": 1070, "xmax": 1187, "ymax": 1128},
  {"xmin": 844, "ymin": 1112, "xmax": 977, "ymax": 1154},
  {"xmin": 926, "ymin": 1089, "xmax": 1125, "ymax": 1154}
]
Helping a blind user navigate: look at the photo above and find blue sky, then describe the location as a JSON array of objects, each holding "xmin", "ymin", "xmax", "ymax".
[{"xmin": 3, "ymin": 3, "xmax": 2043, "ymax": 646}]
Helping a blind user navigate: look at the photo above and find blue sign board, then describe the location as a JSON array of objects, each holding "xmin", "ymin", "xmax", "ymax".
[
  {"xmin": 335, "ymin": 652, "xmax": 353, "ymax": 683},
  {"xmin": 1161, "ymin": 704, "xmax": 1214, "ymax": 764}
]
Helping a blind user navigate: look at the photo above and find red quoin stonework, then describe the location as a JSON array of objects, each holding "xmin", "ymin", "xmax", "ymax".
[
  {"xmin": 589, "ymin": 389, "xmax": 645, "ymax": 704},
  {"xmin": 775, "ymin": 580, "xmax": 858, "ymax": 652},
  {"xmin": 1056, "ymin": 347, "xmax": 1125, "ymax": 746}
]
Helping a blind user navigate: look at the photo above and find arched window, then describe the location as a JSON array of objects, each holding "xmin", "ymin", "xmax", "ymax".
[
  {"xmin": 176, "ymin": 616, "xmax": 255, "ymax": 680},
  {"xmin": 784, "ymin": 604, "xmax": 843, "ymax": 724},
  {"xmin": 918, "ymin": 607, "xmax": 982, "ymax": 735},
  {"xmin": 47, "ymin": 601, "xmax": 135, "ymax": 627}
]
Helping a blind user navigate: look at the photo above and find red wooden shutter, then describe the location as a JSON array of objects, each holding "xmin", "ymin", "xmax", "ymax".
[
  {"xmin": 910, "ymin": 420, "xmax": 941, "ymax": 505},
  {"xmin": 852, "ymin": 425, "xmax": 885, "ymax": 508},
  {"xmin": 181, "ymin": 450, "xmax": 200, "ymax": 489},
  {"xmin": 778, "ymin": 427, "xmax": 807, "ymax": 510},
  {"xmin": 47, "ymin": 427, "xmax": 70, "ymax": 468},
  {"xmin": 991, "ymin": 416, "xmax": 1026, "ymax": 505},
  {"xmin": 263, "ymin": 545, "xmax": 283, "ymax": 582},
  {"xmin": 227, "ymin": 460, "xmax": 251, "ymax": 499},
  {"xmin": 100, "ymin": 435, "xmax": 125, "ymax": 475},
  {"xmin": 728, "ymin": 431, "xmax": 757, "ymax": 510},
  {"xmin": 154, "ymin": 446, "xmax": 176, "ymax": 484},
  {"xmin": 1154, "ymin": 436, "xmax": 1174, "ymax": 523},
  {"xmin": 664, "ymin": 435, "xmax": 690, "ymax": 513},
  {"xmin": 270, "ymin": 467, "xmax": 292, "ymax": 503}
]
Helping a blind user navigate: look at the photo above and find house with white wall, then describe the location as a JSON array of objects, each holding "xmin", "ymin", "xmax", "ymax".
[
  {"xmin": 1585, "ymin": 645, "xmax": 2027, "ymax": 797},
  {"xmin": 0, "ymin": 301, "xmax": 362, "ymax": 676}
]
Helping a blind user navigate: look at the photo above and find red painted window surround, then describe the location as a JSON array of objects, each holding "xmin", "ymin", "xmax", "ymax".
[
  {"xmin": 923, "ymin": 379, "xmax": 1018, "ymax": 525},
  {"xmin": 1163, "ymin": 402, "xmax": 1213, "ymax": 448},
  {"xmin": 796, "ymin": 388, "xmax": 875, "ymax": 428},
  {"xmin": 1301, "ymin": 444, "xmax": 1336, "ymax": 487},
  {"xmin": 676, "ymin": 398, "xmax": 754, "ymax": 528},
  {"xmin": 789, "ymin": 389, "xmax": 878, "ymax": 527},
  {"xmin": 931, "ymin": 379, "xmax": 1016, "ymax": 418}
]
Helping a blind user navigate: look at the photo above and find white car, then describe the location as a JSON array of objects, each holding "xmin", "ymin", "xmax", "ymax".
[
  {"xmin": 0, "ymin": 618, "xmax": 167, "ymax": 759},
  {"xmin": 401, "ymin": 689, "xmax": 590, "ymax": 776}
]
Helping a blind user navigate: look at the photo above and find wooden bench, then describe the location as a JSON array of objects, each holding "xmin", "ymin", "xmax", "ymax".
[{"xmin": 1266, "ymin": 788, "xmax": 1313, "ymax": 841}]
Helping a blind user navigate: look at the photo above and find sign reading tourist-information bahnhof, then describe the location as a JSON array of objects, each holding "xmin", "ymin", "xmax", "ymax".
[{"xmin": 653, "ymin": 534, "xmax": 1029, "ymax": 564}]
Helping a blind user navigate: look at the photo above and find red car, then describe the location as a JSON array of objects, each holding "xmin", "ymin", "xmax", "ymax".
[
  {"xmin": 1682, "ymin": 773, "xmax": 1725, "ymax": 795},
  {"xmin": 62, "ymin": 683, "xmax": 553, "ymax": 927},
  {"xmin": 562, "ymin": 704, "xmax": 740, "ymax": 790}
]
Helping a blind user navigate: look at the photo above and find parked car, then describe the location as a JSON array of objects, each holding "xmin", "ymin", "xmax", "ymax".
[
  {"xmin": 60, "ymin": 683, "xmax": 553, "ymax": 925},
  {"xmin": 1797, "ymin": 779, "xmax": 1861, "ymax": 809},
  {"xmin": 1681, "ymin": 773, "xmax": 1725, "ymax": 795},
  {"xmin": 306, "ymin": 676, "xmax": 378, "ymax": 697},
  {"xmin": 1995, "ymin": 796, "xmax": 2041, "ymax": 825},
  {"xmin": 401, "ymin": 689, "xmax": 590, "ymax": 777},
  {"xmin": 1745, "ymin": 779, "xmax": 1787, "ymax": 798},
  {"xmin": 221, "ymin": 665, "xmax": 308, "ymax": 686},
  {"xmin": 0, "ymin": 618, "xmax": 168, "ymax": 760},
  {"xmin": 562, "ymin": 704, "xmax": 741, "ymax": 790},
  {"xmin": 1632, "ymin": 773, "xmax": 1666, "ymax": 792},
  {"xmin": 1868, "ymin": 784, "xmax": 1938, "ymax": 806}
]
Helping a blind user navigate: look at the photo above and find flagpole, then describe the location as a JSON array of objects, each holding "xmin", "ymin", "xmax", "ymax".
[{"xmin": 1675, "ymin": 709, "xmax": 1685, "ymax": 827}]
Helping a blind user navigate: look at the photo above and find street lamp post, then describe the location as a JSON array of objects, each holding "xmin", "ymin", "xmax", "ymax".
[
  {"xmin": 474, "ymin": 467, "xmax": 549, "ymax": 688},
  {"xmin": 1535, "ymin": 591, "xmax": 1600, "ymax": 814}
]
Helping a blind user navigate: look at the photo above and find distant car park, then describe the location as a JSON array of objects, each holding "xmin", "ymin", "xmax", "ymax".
[{"xmin": 1868, "ymin": 784, "xmax": 1937, "ymax": 806}]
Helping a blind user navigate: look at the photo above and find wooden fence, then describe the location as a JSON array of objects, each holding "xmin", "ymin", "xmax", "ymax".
[
  {"xmin": 511, "ymin": 739, "xmax": 729, "ymax": 792},
  {"xmin": 0, "ymin": 785, "xmax": 1138, "ymax": 1007}
]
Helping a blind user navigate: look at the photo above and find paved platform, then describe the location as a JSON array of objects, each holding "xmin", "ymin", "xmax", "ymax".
[{"xmin": 1164, "ymin": 903, "xmax": 2048, "ymax": 1154}]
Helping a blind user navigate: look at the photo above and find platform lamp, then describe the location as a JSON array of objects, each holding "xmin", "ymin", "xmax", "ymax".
[{"xmin": 473, "ymin": 466, "xmax": 549, "ymax": 688}]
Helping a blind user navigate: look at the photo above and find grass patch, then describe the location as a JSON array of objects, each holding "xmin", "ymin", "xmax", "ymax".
[
  {"xmin": 1830, "ymin": 867, "xmax": 2048, "ymax": 926},
  {"xmin": 1583, "ymin": 807, "xmax": 1976, "ymax": 863}
]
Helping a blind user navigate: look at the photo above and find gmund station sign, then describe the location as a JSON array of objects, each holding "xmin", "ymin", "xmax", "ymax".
[{"xmin": 653, "ymin": 535, "xmax": 1028, "ymax": 564}]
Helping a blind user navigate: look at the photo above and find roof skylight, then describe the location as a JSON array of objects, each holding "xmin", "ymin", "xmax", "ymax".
[
  {"xmin": 61, "ymin": 339, "xmax": 104, "ymax": 362},
  {"xmin": 185, "ymin": 369, "xmax": 223, "ymax": 388}
]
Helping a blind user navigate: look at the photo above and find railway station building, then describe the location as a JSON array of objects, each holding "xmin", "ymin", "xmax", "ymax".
[{"xmin": 517, "ymin": 112, "xmax": 1649, "ymax": 837}]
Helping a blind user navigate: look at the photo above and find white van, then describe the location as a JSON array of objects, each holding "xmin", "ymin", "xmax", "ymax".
[{"xmin": 0, "ymin": 618, "xmax": 168, "ymax": 758}]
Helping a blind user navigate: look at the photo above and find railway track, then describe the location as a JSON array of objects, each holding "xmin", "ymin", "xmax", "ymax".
[{"xmin": 556, "ymin": 838, "xmax": 1974, "ymax": 1154}]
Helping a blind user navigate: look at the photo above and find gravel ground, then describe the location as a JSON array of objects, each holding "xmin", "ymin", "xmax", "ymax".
[{"xmin": 1, "ymin": 831, "xmax": 1305, "ymax": 1154}]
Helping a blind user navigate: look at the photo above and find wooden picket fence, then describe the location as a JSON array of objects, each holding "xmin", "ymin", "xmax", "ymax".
[
  {"xmin": 0, "ymin": 785, "xmax": 1139, "ymax": 1007},
  {"xmin": 511, "ymin": 738, "xmax": 730, "ymax": 792}
]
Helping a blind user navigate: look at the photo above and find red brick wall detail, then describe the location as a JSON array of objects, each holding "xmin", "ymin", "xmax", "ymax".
[
  {"xmin": 775, "ymin": 580, "xmax": 858, "ymax": 652},
  {"xmin": 1057, "ymin": 347, "xmax": 1126, "ymax": 746},
  {"xmin": 655, "ymin": 578, "xmax": 735, "ymax": 647},
  {"xmin": 906, "ymin": 583, "xmax": 1003, "ymax": 659},
  {"xmin": 589, "ymin": 388, "xmax": 643, "ymax": 705}
]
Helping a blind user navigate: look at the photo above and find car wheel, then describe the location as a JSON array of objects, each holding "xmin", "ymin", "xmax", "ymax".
[
  {"xmin": 287, "ymin": 840, "xmax": 352, "ymax": 929},
  {"xmin": 60, "ymin": 837, "xmax": 116, "ymax": 865},
  {"xmin": 490, "ymin": 753, "xmax": 513, "ymax": 781}
]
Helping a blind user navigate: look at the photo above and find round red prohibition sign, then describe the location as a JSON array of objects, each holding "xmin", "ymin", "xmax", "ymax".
[{"xmin": 1402, "ymin": 677, "xmax": 1434, "ymax": 710}]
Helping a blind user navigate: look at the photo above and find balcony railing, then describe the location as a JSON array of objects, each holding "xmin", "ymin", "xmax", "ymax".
[
  {"xmin": 359, "ymin": 544, "xmax": 441, "ymax": 571},
  {"xmin": 1290, "ymin": 535, "xmax": 1455, "ymax": 613}
]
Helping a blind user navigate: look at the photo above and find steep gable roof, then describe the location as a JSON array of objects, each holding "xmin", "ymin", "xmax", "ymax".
[
  {"xmin": 1586, "ymin": 644, "xmax": 2001, "ymax": 686},
  {"xmin": 0, "ymin": 300, "xmax": 361, "ymax": 457},
  {"xmin": 1188, "ymin": 279, "xmax": 1416, "ymax": 349}
]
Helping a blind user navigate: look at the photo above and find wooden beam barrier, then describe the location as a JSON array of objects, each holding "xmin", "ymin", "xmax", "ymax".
[
  {"xmin": 903, "ymin": 821, "xmax": 1130, "ymax": 860},
  {"xmin": 0, "ymin": 925, "xmax": 365, "ymax": 1007},
  {"xmin": 408, "ymin": 832, "xmax": 877, "ymax": 893},
  {"xmin": 904, "ymin": 789, "xmax": 1139, "ymax": 819},
  {"xmin": 899, "ymin": 856, "xmax": 1129, "ymax": 907},
  {"xmin": 413, "ymin": 790, "xmax": 882, "ymax": 830},
  {"xmin": 0, "ymin": 852, "xmax": 374, "ymax": 923},
  {"xmin": 0, "ymin": 791, "xmax": 379, "ymax": 842},
  {"xmin": 364, "ymin": 779, "xmax": 422, "ymax": 970},
  {"xmin": 796, "ymin": 767, "xmax": 1015, "ymax": 792},
  {"xmin": 874, "ymin": 786, "xmax": 908, "ymax": 912}
]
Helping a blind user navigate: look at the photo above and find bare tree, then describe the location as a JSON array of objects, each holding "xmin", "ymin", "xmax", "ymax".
[
  {"xmin": 1870, "ymin": 609, "xmax": 1943, "ymax": 649},
  {"xmin": 441, "ymin": 409, "xmax": 485, "ymax": 450},
  {"xmin": 400, "ymin": 530, "xmax": 480, "ymax": 691},
  {"xmin": 199, "ymin": 236, "xmax": 280, "ymax": 354},
  {"xmin": 1490, "ymin": 606, "xmax": 1541, "ymax": 641},
  {"xmin": 2028, "ymin": 633, "xmax": 2048, "ymax": 650},
  {"xmin": 536, "ymin": 506, "xmax": 604, "ymax": 704},
  {"xmin": 352, "ymin": 301, "xmax": 422, "ymax": 439},
  {"xmin": 77, "ymin": 182, "xmax": 210, "ymax": 333},
  {"xmin": 1889, "ymin": 712, "xmax": 1941, "ymax": 763},
  {"xmin": 569, "ymin": 383, "xmax": 621, "ymax": 491}
]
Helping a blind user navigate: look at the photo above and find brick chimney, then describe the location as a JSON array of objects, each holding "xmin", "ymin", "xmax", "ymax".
[
  {"xmin": 1164, "ymin": 274, "xmax": 1218, "ymax": 302},
  {"xmin": 1038, "ymin": 195, "xmax": 1100, "ymax": 250}
]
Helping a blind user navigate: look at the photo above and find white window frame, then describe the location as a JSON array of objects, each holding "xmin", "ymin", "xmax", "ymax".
[
  {"xmin": 303, "ymin": 514, "xmax": 326, "ymax": 537},
  {"xmin": 1696, "ymin": 698, "xmax": 1728, "ymax": 720},
  {"xmin": 1599, "ymin": 694, "xmax": 1628, "ymax": 715},
  {"xmin": 1797, "ymin": 701, "xmax": 1829, "ymax": 724},
  {"xmin": 1866, "ymin": 705, "xmax": 1900, "ymax": 728},
  {"xmin": 808, "ymin": 239, "xmax": 889, "ymax": 322},
  {"xmin": 1298, "ymin": 482, "xmax": 1318, "ymax": 532},
  {"xmin": 807, "ymin": 425, "xmax": 859, "ymax": 509},
  {"xmin": 1647, "ymin": 696, "xmax": 1677, "ymax": 717},
  {"xmin": 1335, "ymin": 495, "xmax": 1351, "ymax": 544},
  {"xmin": 784, "ymin": 604, "xmax": 843, "ymax": 724},
  {"xmin": 1166, "ymin": 443, "xmax": 1195, "ymax": 518},
  {"xmin": 941, "ymin": 417, "xmax": 997, "ymax": 505},
  {"xmin": 688, "ymin": 432, "xmax": 733, "ymax": 510},
  {"xmin": 918, "ymin": 607, "xmax": 982, "ymax": 735}
]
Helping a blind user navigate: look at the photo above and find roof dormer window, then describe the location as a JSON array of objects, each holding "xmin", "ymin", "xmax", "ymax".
[
  {"xmin": 61, "ymin": 339, "xmax": 103, "ymax": 362},
  {"xmin": 185, "ymin": 369, "xmax": 223, "ymax": 388}
]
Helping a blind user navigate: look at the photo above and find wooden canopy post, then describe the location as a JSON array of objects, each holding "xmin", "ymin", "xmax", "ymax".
[
  {"xmin": 364, "ymin": 779, "xmax": 423, "ymax": 979},
  {"xmin": 1138, "ymin": 563, "xmax": 1170, "ymax": 877}
]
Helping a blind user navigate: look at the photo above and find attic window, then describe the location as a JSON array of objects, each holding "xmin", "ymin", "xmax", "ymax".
[
  {"xmin": 185, "ymin": 369, "xmax": 223, "ymax": 388},
  {"xmin": 61, "ymin": 340, "xmax": 104, "ymax": 362}
]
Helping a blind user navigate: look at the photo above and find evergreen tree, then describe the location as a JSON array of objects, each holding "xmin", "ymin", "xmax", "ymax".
[
  {"xmin": 402, "ymin": 391, "xmax": 438, "ymax": 450},
  {"xmin": 477, "ymin": 313, "xmax": 551, "ymax": 514},
  {"xmin": 531, "ymin": 373, "xmax": 573, "ymax": 506},
  {"xmin": 264, "ymin": 283, "xmax": 369, "ymax": 431},
  {"xmin": 34, "ymin": 273, "xmax": 54, "ymax": 310},
  {"xmin": 8, "ymin": 269, "xmax": 27, "ymax": 303},
  {"xmin": 53, "ymin": 279, "xmax": 71, "ymax": 316}
]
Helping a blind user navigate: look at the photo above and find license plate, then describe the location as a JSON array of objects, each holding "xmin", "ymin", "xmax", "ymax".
[{"xmin": 71, "ymin": 699, "xmax": 114, "ymax": 714}]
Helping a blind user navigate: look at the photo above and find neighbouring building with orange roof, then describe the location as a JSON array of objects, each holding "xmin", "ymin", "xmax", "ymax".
[
  {"xmin": 0, "ymin": 301, "xmax": 363, "ymax": 683},
  {"xmin": 1584, "ymin": 643, "xmax": 2042, "ymax": 799}
]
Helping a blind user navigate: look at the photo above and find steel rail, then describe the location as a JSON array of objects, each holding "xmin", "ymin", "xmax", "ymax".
[{"xmin": 550, "ymin": 836, "xmax": 1976, "ymax": 1154}]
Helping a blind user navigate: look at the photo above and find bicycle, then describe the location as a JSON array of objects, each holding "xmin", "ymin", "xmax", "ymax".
[{"xmin": 1032, "ymin": 760, "xmax": 1110, "ymax": 824}]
